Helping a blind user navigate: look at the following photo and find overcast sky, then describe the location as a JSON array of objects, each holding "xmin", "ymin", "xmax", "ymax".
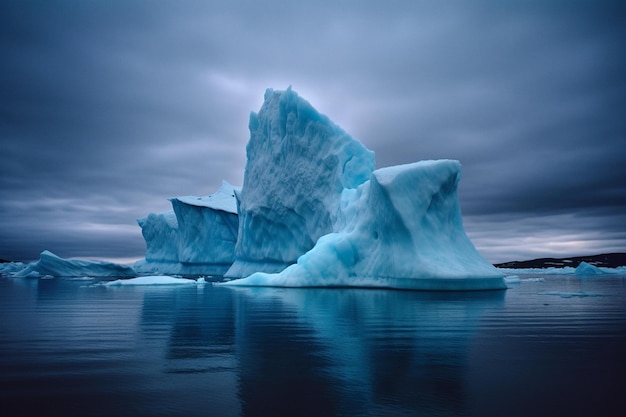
[{"xmin": 1, "ymin": 0, "xmax": 624, "ymax": 264}]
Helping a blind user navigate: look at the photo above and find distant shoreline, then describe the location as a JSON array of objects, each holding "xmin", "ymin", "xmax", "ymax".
[{"xmin": 494, "ymin": 253, "xmax": 626, "ymax": 269}]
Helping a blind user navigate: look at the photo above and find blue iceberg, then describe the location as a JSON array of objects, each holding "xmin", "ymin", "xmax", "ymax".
[
  {"xmin": 220, "ymin": 88, "xmax": 505, "ymax": 290},
  {"xmin": 132, "ymin": 87, "xmax": 504, "ymax": 290},
  {"xmin": 135, "ymin": 181, "xmax": 239, "ymax": 276},
  {"xmin": 575, "ymin": 261, "xmax": 607, "ymax": 276},
  {"xmin": 11, "ymin": 250, "xmax": 136, "ymax": 278}
]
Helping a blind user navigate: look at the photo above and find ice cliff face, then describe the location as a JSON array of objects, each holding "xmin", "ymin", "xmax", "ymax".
[
  {"xmin": 138, "ymin": 211, "xmax": 179, "ymax": 263},
  {"xmin": 225, "ymin": 87, "xmax": 375, "ymax": 277},
  {"xmin": 223, "ymin": 160, "xmax": 506, "ymax": 290},
  {"xmin": 135, "ymin": 181, "xmax": 239, "ymax": 276}
]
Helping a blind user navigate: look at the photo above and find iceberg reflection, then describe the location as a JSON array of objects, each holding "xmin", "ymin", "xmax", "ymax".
[
  {"xmin": 136, "ymin": 283, "xmax": 504, "ymax": 416},
  {"xmin": 229, "ymin": 287, "xmax": 505, "ymax": 417}
]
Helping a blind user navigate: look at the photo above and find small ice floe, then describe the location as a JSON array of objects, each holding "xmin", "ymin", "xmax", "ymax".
[
  {"xmin": 504, "ymin": 275, "xmax": 521, "ymax": 287},
  {"xmin": 504, "ymin": 276, "xmax": 545, "ymax": 287},
  {"xmin": 103, "ymin": 276, "xmax": 197, "ymax": 286}
]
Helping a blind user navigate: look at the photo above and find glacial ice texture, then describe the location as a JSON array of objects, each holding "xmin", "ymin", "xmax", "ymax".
[
  {"xmin": 226, "ymin": 87, "xmax": 375, "ymax": 278},
  {"xmin": 224, "ymin": 160, "xmax": 506, "ymax": 290},
  {"xmin": 135, "ymin": 181, "xmax": 239, "ymax": 276}
]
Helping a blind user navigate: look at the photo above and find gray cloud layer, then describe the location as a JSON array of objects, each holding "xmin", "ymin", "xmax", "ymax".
[{"xmin": 1, "ymin": 0, "xmax": 624, "ymax": 263}]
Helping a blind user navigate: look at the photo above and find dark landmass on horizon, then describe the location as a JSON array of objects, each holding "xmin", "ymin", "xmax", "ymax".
[{"xmin": 495, "ymin": 253, "xmax": 626, "ymax": 269}]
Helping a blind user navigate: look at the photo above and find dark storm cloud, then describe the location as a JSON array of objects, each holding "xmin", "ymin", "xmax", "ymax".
[{"xmin": 1, "ymin": 0, "xmax": 624, "ymax": 262}]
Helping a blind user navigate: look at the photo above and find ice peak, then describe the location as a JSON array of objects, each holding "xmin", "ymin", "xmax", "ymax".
[{"xmin": 226, "ymin": 87, "xmax": 375, "ymax": 277}]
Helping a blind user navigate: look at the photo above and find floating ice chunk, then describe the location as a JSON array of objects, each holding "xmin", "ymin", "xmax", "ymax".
[
  {"xmin": 12, "ymin": 251, "xmax": 136, "ymax": 278},
  {"xmin": 504, "ymin": 275, "xmax": 521, "ymax": 285},
  {"xmin": 0, "ymin": 261, "xmax": 26, "ymax": 276},
  {"xmin": 521, "ymin": 277, "xmax": 545, "ymax": 282},
  {"xmin": 103, "ymin": 276, "xmax": 197, "ymax": 286},
  {"xmin": 575, "ymin": 261, "xmax": 606, "ymax": 276}
]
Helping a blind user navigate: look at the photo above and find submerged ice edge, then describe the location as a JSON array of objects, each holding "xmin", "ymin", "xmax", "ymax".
[{"xmin": 219, "ymin": 275, "xmax": 508, "ymax": 291}]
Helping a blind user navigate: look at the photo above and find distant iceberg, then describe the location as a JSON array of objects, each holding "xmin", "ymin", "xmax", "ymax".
[
  {"xmin": 10, "ymin": 250, "xmax": 136, "ymax": 278},
  {"xmin": 575, "ymin": 261, "xmax": 608, "ymax": 276}
]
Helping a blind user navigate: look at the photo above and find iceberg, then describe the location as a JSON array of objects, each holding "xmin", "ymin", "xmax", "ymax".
[
  {"xmin": 11, "ymin": 250, "xmax": 136, "ymax": 278},
  {"xmin": 225, "ymin": 87, "xmax": 375, "ymax": 277},
  {"xmin": 0, "ymin": 261, "xmax": 26, "ymax": 276},
  {"xmin": 126, "ymin": 86, "xmax": 505, "ymax": 290},
  {"xmin": 219, "ymin": 88, "xmax": 505, "ymax": 290},
  {"xmin": 223, "ymin": 160, "xmax": 506, "ymax": 290},
  {"xmin": 135, "ymin": 181, "xmax": 239, "ymax": 276},
  {"xmin": 575, "ymin": 261, "xmax": 607, "ymax": 276}
]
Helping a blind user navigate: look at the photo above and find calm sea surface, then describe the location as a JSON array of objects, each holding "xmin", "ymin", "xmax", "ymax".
[{"xmin": 1, "ymin": 274, "xmax": 625, "ymax": 417}]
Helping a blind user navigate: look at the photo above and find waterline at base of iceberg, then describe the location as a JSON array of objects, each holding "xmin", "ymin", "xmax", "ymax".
[{"xmin": 220, "ymin": 275, "xmax": 507, "ymax": 291}]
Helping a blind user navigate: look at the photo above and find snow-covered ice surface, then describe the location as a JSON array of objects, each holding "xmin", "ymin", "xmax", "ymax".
[
  {"xmin": 175, "ymin": 184, "xmax": 238, "ymax": 213},
  {"xmin": 135, "ymin": 181, "xmax": 239, "ymax": 276},
  {"xmin": 223, "ymin": 159, "xmax": 505, "ymax": 290},
  {"xmin": 5, "ymin": 250, "xmax": 137, "ymax": 278},
  {"xmin": 225, "ymin": 87, "xmax": 375, "ymax": 278}
]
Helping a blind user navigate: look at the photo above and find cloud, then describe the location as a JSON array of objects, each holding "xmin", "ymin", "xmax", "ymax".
[{"xmin": 1, "ymin": 0, "xmax": 624, "ymax": 262}]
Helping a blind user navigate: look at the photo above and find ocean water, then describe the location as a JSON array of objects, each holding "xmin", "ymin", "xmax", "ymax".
[{"xmin": 1, "ymin": 274, "xmax": 625, "ymax": 417}]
